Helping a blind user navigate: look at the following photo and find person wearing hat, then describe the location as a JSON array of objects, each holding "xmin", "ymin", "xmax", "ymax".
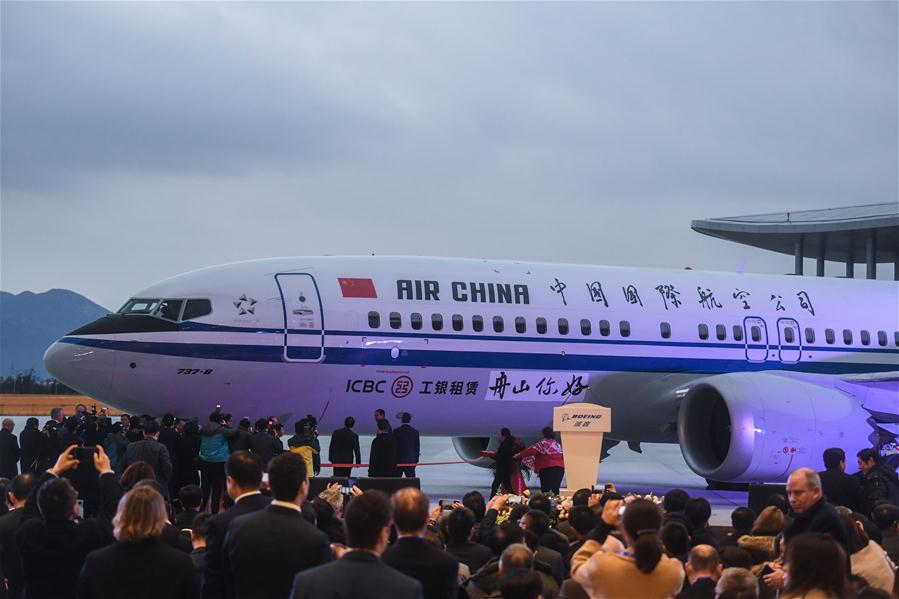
[{"xmin": 393, "ymin": 413, "xmax": 420, "ymax": 478}]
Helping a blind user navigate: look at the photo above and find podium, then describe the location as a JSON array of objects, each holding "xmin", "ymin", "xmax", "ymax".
[{"xmin": 553, "ymin": 402, "xmax": 612, "ymax": 495}]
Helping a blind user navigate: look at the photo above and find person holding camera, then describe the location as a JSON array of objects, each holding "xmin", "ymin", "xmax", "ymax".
[
  {"xmin": 199, "ymin": 410, "xmax": 239, "ymax": 514},
  {"xmin": 17, "ymin": 445, "xmax": 122, "ymax": 599}
]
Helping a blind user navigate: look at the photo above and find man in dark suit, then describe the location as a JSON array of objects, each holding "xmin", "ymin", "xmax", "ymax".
[
  {"xmin": 224, "ymin": 452, "xmax": 331, "ymax": 599},
  {"xmin": 0, "ymin": 419, "xmax": 20, "ymax": 479},
  {"xmin": 818, "ymin": 447, "xmax": 862, "ymax": 511},
  {"xmin": 445, "ymin": 506, "xmax": 492, "ymax": 574},
  {"xmin": 677, "ymin": 545, "xmax": 722, "ymax": 599},
  {"xmin": 16, "ymin": 445, "xmax": 121, "ymax": 599},
  {"xmin": 202, "ymin": 450, "xmax": 270, "ymax": 599},
  {"xmin": 158, "ymin": 414, "xmax": 182, "ymax": 500},
  {"xmin": 329, "ymin": 417, "xmax": 361, "ymax": 477},
  {"xmin": 374, "ymin": 408, "xmax": 392, "ymax": 434},
  {"xmin": 393, "ymin": 413, "xmax": 420, "ymax": 478},
  {"xmin": 124, "ymin": 419, "xmax": 173, "ymax": 495},
  {"xmin": 249, "ymin": 418, "xmax": 283, "ymax": 469},
  {"xmin": 18, "ymin": 418, "xmax": 43, "ymax": 475},
  {"xmin": 381, "ymin": 487, "xmax": 459, "ymax": 599},
  {"xmin": 0, "ymin": 473, "xmax": 39, "ymax": 599},
  {"xmin": 290, "ymin": 490, "xmax": 422, "ymax": 599},
  {"xmin": 368, "ymin": 419, "xmax": 398, "ymax": 478},
  {"xmin": 784, "ymin": 468, "xmax": 850, "ymax": 559}
]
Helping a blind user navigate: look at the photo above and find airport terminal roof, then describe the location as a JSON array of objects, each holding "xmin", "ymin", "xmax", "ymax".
[{"xmin": 691, "ymin": 202, "xmax": 898, "ymax": 263}]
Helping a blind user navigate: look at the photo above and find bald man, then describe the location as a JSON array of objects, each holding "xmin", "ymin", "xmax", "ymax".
[
  {"xmin": 677, "ymin": 545, "xmax": 722, "ymax": 599},
  {"xmin": 784, "ymin": 467, "xmax": 850, "ymax": 557},
  {"xmin": 0, "ymin": 419, "xmax": 20, "ymax": 479}
]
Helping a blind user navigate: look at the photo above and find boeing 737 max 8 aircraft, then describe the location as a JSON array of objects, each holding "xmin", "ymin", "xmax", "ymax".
[{"xmin": 43, "ymin": 256, "xmax": 899, "ymax": 483}]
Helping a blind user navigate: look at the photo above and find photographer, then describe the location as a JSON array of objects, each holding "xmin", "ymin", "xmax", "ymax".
[
  {"xmin": 288, "ymin": 416, "xmax": 321, "ymax": 478},
  {"xmin": 17, "ymin": 445, "xmax": 122, "ymax": 599},
  {"xmin": 199, "ymin": 409, "xmax": 239, "ymax": 514}
]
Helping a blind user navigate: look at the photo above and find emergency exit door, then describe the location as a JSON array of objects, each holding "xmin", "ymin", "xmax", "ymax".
[
  {"xmin": 777, "ymin": 318, "xmax": 802, "ymax": 363},
  {"xmin": 743, "ymin": 317, "xmax": 768, "ymax": 363}
]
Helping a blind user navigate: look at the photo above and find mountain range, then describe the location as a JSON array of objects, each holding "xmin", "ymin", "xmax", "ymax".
[{"xmin": 1, "ymin": 289, "xmax": 110, "ymax": 378}]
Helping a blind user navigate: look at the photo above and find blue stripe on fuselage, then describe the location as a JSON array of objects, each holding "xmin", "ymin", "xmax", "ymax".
[{"xmin": 58, "ymin": 336, "xmax": 897, "ymax": 375}]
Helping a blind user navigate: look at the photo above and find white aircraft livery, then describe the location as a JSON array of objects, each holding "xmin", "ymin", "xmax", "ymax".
[{"xmin": 44, "ymin": 256, "xmax": 899, "ymax": 483}]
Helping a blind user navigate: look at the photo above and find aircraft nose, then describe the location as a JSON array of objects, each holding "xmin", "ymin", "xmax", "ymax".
[{"xmin": 44, "ymin": 339, "xmax": 115, "ymax": 399}]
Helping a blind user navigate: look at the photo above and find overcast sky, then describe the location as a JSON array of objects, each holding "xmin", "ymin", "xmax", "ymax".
[{"xmin": 2, "ymin": 2, "xmax": 896, "ymax": 310}]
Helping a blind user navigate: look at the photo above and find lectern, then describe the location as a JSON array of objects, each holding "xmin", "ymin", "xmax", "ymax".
[{"xmin": 553, "ymin": 402, "xmax": 612, "ymax": 495}]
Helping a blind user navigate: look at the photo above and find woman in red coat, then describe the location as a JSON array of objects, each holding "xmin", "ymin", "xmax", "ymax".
[{"xmin": 515, "ymin": 427, "xmax": 565, "ymax": 494}]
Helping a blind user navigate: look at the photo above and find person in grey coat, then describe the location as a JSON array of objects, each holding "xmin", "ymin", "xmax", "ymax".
[{"xmin": 124, "ymin": 419, "xmax": 173, "ymax": 496}]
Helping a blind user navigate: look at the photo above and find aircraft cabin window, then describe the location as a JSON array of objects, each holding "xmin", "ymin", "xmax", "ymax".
[
  {"xmin": 493, "ymin": 316, "xmax": 504, "ymax": 333},
  {"xmin": 895, "ymin": 331, "xmax": 899, "ymax": 347},
  {"xmin": 410, "ymin": 313, "xmax": 423, "ymax": 330},
  {"xmin": 825, "ymin": 328, "xmax": 835, "ymax": 344},
  {"xmin": 733, "ymin": 325, "xmax": 744, "ymax": 342},
  {"xmin": 472, "ymin": 315, "xmax": 484, "ymax": 332},
  {"xmin": 660, "ymin": 322, "xmax": 671, "ymax": 339},
  {"xmin": 750, "ymin": 326, "xmax": 761, "ymax": 343},
  {"xmin": 877, "ymin": 330, "xmax": 887, "ymax": 347},
  {"xmin": 620, "ymin": 321, "xmax": 631, "ymax": 337},
  {"xmin": 804, "ymin": 328, "xmax": 815, "ymax": 344},
  {"xmin": 599, "ymin": 320, "xmax": 611, "ymax": 337},
  {"xmin": 698, "ymin": 324, "xmax": 709, "ymax": 340},
  {"xmin": 581, "ymin": 319, "xmax": 591, "ymax": 336},
  {"xmin": 389, "ymin": 312, "xmax": 402, "ymax": 330},
  {"xmin": 452, "ymin": 314, "xmax": 463, "ymax": 332},
  {"xmin": 368, "ymin": 311, "xmax": 380, "ymax": 329},
  {"xmin": 536, "ymin": 317, "xmax": 547, "ymax": 334},
  {"xmin": 842, "ymin": 329, "xmax": 852, "ymax": 345},
  {"xmin": 558, "ymin": 318, "xmax": 569, "ymax": 335},
  {"xmin": 860, "ymin": 330, "xmax": 870, "ymax": 346},
  {"xmin": 515, "ymin": 317, "xmax": 526, "ymax": 334},
  {"xmin": 715, "ymin": 324, "xmax": 726, "ymax": 341},
  {"xmin": 182, "ymin": 299, "xmax": 213, "ymax": 321},
  {"xmin": 784, "ymin": 327, "xmax": 795, "ymax": 344},
  {"xmin": 432, "ymin": 314, "xmax": 443, "ymax": 331}
]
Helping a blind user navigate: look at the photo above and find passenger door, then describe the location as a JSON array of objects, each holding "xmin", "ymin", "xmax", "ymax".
[{"xmin": 275, "ymin": 273, "xmax": 324, "ymax": 362}]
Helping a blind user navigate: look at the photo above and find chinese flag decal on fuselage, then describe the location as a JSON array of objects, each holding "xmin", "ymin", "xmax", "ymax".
[{"xmin": 338, "ymin": 278, "xmax": 377, "ymax": 298}]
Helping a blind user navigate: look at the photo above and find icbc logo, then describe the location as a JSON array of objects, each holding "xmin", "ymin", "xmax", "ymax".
[
  {"xmin": 345, "ymin": 379, "xmax": 386, "ymax": 393},
  {"xmin": 392, "ymin": 376, "xmax": 413, "ymax": 398}
]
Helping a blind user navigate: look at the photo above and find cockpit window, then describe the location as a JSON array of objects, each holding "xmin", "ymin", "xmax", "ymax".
[
  {"xmin": 154, "ymin": 299, "xmax": 184, "ymax": 321},
  {"xmin": 119, "ymin": 298, "xmax": 161, "ymax": 315},
  {"xmin": 118, "ymin": 298, "xmax": 211, "ymax": 321},
  {"xmin": 182, "ymin": 299, "xmax": 213, "ymax": 321}
]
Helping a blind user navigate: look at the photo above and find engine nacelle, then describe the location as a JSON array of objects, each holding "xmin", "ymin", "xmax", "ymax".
[
  {"xmin": 452, "ymin": 436, "xmax": 495, "ymax": 468},
  {"xmin": 677, "ymin": 373, "xmax": 872, "ymax": 483}
]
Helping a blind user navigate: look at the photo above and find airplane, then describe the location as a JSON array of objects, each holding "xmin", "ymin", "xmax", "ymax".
[{"xmin": 43, "ymin": 255, "xmax": 899, "ymax": 484}]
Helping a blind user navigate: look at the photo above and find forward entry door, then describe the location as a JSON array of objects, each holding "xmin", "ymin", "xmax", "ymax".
[{"xmin": 275, "ymin": 274, "xmax": 324, "ymax": 362}]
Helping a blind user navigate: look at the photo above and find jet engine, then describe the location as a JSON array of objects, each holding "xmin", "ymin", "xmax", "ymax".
[
  {"xmin": 451, "ymin": 437, "xmax": 495, "ymax": 468},
  {"xmin": 677, "ymin": 373, "xmax": 872, "ymax": 483}
]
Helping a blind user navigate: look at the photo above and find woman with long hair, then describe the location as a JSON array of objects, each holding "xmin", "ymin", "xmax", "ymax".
[
  {"xmin": 484, "ymin": 428, "xmax": 528, "ymax": 497},
  {"xmin": 572, "ymin": 498, "xmax": 684, "ymax": 598},
  {"xmin": 515, "ymin": 427, "xmax": 565, "ymax": 494},
  {"xmin": 780, "ymin": 533, "xmax": 850, "ymax": 599},
  {"xmin": 835, "ymin": 508, "xmax": 896, "ymax": 593},
  {"xmin": 76, "ymin": 486, "xmax": 198, "ymax": 598}
]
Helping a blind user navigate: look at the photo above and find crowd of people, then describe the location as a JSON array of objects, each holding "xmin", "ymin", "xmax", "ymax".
[{"xmin": 0, "ymin": 406, "xmax": 898, "ymax": 599}]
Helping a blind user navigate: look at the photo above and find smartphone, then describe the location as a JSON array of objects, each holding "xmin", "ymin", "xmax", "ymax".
[
  {"xmin": 72, "ymin": 446, "xmax": 99, "ymax": 464},
  {"xmin": 438, "ymin": 499, "xmax": 456, "ymax": 510},
  {"xmin": 507, "ymin": 496, "xmax": 522, "ymax": 505},
  {"xmin": 759, "ymin": 564, "xmax": 775, "ymax": 577},
  {"xmin": 341, "ymin": 478, "xmax": 356, "ymax": 496},
  {"xmin": 76, "ymin": 499, "xmax": 85, "ymax": 519},
  {"xmin": 261, "ymin": 472, "xmax": 270, "ymax": 485}
]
